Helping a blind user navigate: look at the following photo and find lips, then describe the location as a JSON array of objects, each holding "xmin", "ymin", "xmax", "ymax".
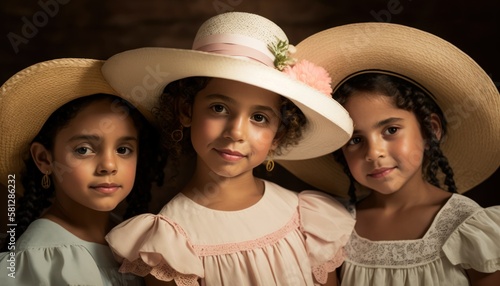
[
  {"xmin": 368, "ymin": 167, "xmax": 395, "ymax": 179},
  {"xmin": 90, "ymin": 183, "xmax": 121, "ymax": 194},
  {"xmin": 215, "ymin": 148, "xmax": 245, "ymax": 161}
]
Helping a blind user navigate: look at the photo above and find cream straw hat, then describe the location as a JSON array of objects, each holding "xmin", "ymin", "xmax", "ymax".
[
  {"xmin": 0, "ymin": 58, "xmax": 141, "ymax": 195},
  {"xmin": 278, "ymin": 22, "xmax": 500, "ymax": 196},
  {"xmin": 101, "ymin": 12, "xmax": 353, "ymax": 160}
]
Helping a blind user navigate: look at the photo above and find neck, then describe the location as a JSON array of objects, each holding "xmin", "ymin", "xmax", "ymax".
[
  {"xmin": 182, "ymin": 161, "xmax": 264, "ymax": 210},
  {"xmin": 363, "ymin": 176, "xmax": 440, "ymax": 211},
  {"xmin": 42, "ymin": 198, "xmax": 111, "ymax": 244}
]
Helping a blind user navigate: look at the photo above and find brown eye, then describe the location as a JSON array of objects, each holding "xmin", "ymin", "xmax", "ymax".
[
  {"xmin": 75, "ymin": 147, "xmax": 92, "ymax": 155},
  {"xmin": 212, "ymin": 104, "xmax": 226, "ymax": 113},
  {"xmin": 252, "ymin": 114, "xmax": 266, "ymax": 123},
  {"xmin": 117, "ymin": 147, "xmax": 132, "ymax": 155},
  {"xmin": 386, "ymin": 127, "xmax": 399, "ymax": 135}
]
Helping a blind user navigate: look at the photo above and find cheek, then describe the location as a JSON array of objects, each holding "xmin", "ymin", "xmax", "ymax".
[
  {"xmin": 397, "ymin": 139, "xmax": 425, "ymax": 169},
  {"xmin": 256, "ymin": 129, "xmax": 276, "ymax": 145},
  {"xmin": 122, "ymin": 159, "xmax": 138, "ymax": 186},
  {"xmin": 191, "ymin": 116, "xmax": 219, "ymax": 141},
  {"xmin": 343, "ymin": 152, "xmax": 363, "ymax": 177},
  {"xmin": 52, "ymin": 152, "xmax": 90, "ymax": 184}
]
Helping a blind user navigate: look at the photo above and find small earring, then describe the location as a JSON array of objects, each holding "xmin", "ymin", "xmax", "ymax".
[
  {"xmin": 41, "ymin": 171, "xmax": 51, "ymax": 189},
  {"xmin": 266, "ymin": 153, "xmax": 275, "ymax": 172},
  {"xmin": 171, "ymin": 129, "xmax": 183, "ymax": 142}
]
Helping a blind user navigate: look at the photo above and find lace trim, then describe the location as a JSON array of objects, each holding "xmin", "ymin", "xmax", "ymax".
[
  {"xmin": 120, "ymin": 259, "xmax": 199, "ymax": 286},
  {"xmin": 193, "ymin": 212, "xmax": 300, "ymax": 256},
  {"xmin": 345, "ymin": 194, "xmax": 481, "ymax": 267},
  {"xmin": 312, "ymin": 248, "xmax": 346, "ymax": 283}
]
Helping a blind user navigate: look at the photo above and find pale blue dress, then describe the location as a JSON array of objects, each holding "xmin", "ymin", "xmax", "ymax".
[{"xmin": 0, "ymin": 218, "xmax": 144, "ymax": 286}]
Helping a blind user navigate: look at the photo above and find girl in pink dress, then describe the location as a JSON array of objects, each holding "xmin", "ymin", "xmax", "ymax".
[{"xmin": 104, "ymin": 12, "xmax": 355, "ymax": 286}]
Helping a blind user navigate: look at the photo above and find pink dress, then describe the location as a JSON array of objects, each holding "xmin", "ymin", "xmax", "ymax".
[{"xmin": 106, "ymin": 180, "xmax": 355, "ymax": 286}]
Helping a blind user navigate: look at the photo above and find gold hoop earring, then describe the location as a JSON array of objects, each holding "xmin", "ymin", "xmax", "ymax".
[
  {"xmin": 171, "ymin": 129, "xmax": 183, "ymax": 142},
  {"xmin": 41, "ymin": 171, "xmax": 51, "ymax": 189},
  {"xmin": 266, "ymin": 157, "xmax": 275, "ymax": 172}
]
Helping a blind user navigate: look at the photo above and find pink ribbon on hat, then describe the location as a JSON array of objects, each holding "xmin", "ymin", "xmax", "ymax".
[{"xmin": 192, "ymin": 34, "xmax": 275, "ymax": 68}]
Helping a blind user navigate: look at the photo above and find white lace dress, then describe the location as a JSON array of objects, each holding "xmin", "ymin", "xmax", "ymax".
[{"xmin": 340, "ymin": 194, "xmax": 500, "ymax": 286}]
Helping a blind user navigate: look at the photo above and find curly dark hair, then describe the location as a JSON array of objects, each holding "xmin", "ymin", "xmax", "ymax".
[
  {"xmin": 1, "ymin": 94, "xmax": 166, "ymax": 251},
  {"xmin": 332, "ymin": 73, "xmax": 457, "ymax": 204},
  {"xmin": 153, "ymin": 77, "xmax": 307, "ymax": 172}
]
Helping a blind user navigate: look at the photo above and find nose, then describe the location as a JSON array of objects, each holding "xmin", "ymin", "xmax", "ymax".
[
  {"xmin": 96, "ymin": 151, "xmax": 117, "ymax": 175},
  {"xmin": 365, "ymin": 138, "xmax": 386, "ymax": 161},
  {"xmin": 224, "ymin": 115, "xmax": 246, "ymax": 142}
]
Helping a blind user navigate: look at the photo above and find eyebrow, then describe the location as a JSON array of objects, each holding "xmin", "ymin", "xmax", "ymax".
[
  {"xmin": 374, "ymin": 117, "xmax": 404, "ymax": 128},
  {"xmin": 352, "ymin": 117, "xmax": 404, "ymax": 133},
  {"xmin": 68, "ymin": 135, "xmax": 138, "ymax": 142},
  {"xmin": 205, "ymin": 93, "xmax": 279, "ymax": 115}
]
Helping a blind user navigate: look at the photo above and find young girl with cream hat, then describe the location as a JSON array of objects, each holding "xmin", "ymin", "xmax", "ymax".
[
  {"xmin": 278, "ymin": 23, "xmax": 500, "ymax": 285},
  {"xmin": 0, "ymin": 58, "xmax": 166, "ymax": 285},
  {"xmin": 103, "ymin": 12, "xmax": 355, "ymax": 286}
]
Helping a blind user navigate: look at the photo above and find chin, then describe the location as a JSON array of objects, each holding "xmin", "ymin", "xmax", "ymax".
[{"xmin": 91, "ymin": 204, "xmax": 120, "ymax": 212}]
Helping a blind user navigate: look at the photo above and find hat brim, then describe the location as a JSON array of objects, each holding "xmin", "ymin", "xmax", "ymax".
[
  {"xmin": 0, "ymin": 58, "xmax": 129, "ymax": 195},
  {"xmin": 101, "ymin": 48, "xmax": 353, "ymax": 160},
  {"xmin": 278, "ymin": 22, "xmax": 500, "ymax": 195}
]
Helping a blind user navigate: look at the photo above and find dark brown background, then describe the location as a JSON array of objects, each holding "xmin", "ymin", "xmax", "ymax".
[{"xmin": 1, "ymin": 0, "xmax": 499, "ymax": 212}]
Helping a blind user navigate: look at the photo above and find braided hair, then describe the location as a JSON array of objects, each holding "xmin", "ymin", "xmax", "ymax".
[
  {"xmin": 333, "ymin": 73, "xmax": 457, "ymax": 204},
  {"xmin": 1, "ymin": 94, "xmax": 166, "ymax": 251}
]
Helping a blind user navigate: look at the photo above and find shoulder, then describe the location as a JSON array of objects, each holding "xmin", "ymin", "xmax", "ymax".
[
  {"xmin": 0, "ymin": 219, "xmax": 121, "ymax": 285},
  {"xmin": 441, "ymin": 196, "xmax": 500, "ymax": 273},
  {"xmin": 445, "ymin": 194, "xmax": 482, "ymax": 220},
  {"xmin": 15, "ymin": 219, "xmax": 81, "ymax": 249}
]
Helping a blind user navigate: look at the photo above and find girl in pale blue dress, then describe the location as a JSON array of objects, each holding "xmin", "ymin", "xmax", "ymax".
[{"xmin": 0, "ymin": 58, "xmax": 166, "ymax": 285}]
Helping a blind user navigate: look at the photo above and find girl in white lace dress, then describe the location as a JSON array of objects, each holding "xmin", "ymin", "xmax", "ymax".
[{"xmin": 278, "ymin": 23, "xmax": 500, "ymax": 285}]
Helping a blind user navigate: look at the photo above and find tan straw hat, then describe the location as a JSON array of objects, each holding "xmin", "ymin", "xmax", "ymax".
[
  {"xmin": 101, "ymin": 12, "xmax": 353, "ymax": 160},
  {"xmin": 278, "ymin": 22, "xmax": 500, "ymax": 195},
  {"xmin": 0, "ymin": 58, "xmax": 137, "ymax": 195}
]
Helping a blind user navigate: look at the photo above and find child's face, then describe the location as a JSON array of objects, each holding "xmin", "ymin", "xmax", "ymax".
[
  {"xmin": 341, "ymin": 92, "xmax": 426, "ymax": 195},
  {"xmin": 186, "ymin": 78, "xmax": 281, "ymax": 178},
  {"xmin": 49, "ymin": 99, "xmax": 138, "ymax": 212}
]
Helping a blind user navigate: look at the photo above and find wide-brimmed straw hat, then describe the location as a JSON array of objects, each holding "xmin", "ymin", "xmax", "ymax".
[
  {"xmin": 278, "ymin": 22, "xmax": 500, "ymax": 196},
  {"xmin": 101, "ymin": 12, "xmax": 353, "ymax": 160},
  {"xmin": 0, "ymin": 58, "xmax": 137, "ymax": 195}
]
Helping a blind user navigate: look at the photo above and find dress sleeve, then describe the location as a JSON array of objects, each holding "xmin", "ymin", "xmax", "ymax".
[
  {"xmin": 442, "ymin": 206, "xmax": 500, "ymax": 273},
  {"xmin": 105, "ymin": 213, "xmax": 204, "ymax": 285},
  {"xmin": 0, "ymin": 246, "xmax": 106, "ymax": 286},
  {"xmin": 298, "ymin": 190, "xmax": 356, "ymax": 283}
]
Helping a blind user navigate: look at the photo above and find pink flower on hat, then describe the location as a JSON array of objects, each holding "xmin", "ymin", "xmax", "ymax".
[{"xmin": 283, "ymin": 60, "xmax": 333, "ymax": 96}]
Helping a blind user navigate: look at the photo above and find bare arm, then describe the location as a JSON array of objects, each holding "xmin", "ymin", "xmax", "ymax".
[
  {"xmin": 466, "ymin": 269, "xmax": 500, "ymax": 286},
  {"xmin": 145, "ymin": 274, "xmax": 177, "ymax": 286},
  {"xmin": 313, "ymin": 270, "xmax": 338, "ymax": 286},
  {"xmin": 325, "ymin": 270, "xmax": 339, "ymax": 286}
]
